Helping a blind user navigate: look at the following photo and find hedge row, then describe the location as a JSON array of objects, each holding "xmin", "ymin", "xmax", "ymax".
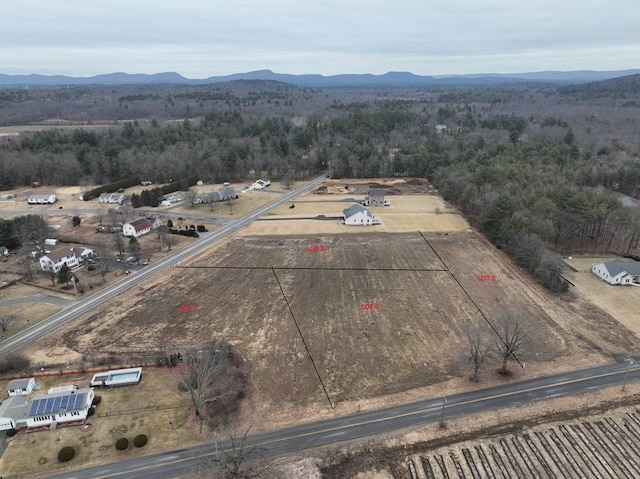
[{"xmin": 82, "ymin": 177, "xmax": 141, "ymax": 200}]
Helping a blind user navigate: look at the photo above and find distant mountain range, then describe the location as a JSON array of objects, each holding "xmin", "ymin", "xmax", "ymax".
[{"xmin": 1, "ymin": 69, "xmax": 639, "ymax": 88}]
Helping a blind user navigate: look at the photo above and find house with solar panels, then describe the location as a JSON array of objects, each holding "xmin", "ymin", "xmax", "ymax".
[{"xmin": 0, "ymin": 387, "xmax": 94, "ymax": 431}]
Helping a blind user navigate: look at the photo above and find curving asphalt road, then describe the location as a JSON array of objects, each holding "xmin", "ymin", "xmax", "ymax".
[
  {"xmin": 0, "ymin": 292, "xmax": 75, "ymax": 310},
  {"xmin": 41, "ymin": 359, "xmax": 640, "ymax": 479}
]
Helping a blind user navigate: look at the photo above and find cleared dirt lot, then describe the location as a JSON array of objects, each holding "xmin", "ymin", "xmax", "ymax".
[
  {"xmin": 565, "ymin": 256, "xmax": 640, "ymax": 338},
  {"xmin": 23, "ymin": 233, "xmax": 635, "ymax": 430}
]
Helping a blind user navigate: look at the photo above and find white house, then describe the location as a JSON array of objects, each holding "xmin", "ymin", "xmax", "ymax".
[
  {"xmin": 0, "ymin": 388, "xmax": 95, "ymax": 431},
  {"xmin": 123, "ymin": 217, "xmax": 162, "ymax": 237},
  {"xmin": 7, "ymin": 378, "xmax": 37, "ymax": 397},
  {"xmin": 27, "ymin": 194, "xmax": 57, "ymax": 204},
  {"xmin": 98, "ymin": 192, "xmax": 125, "ymax": 204},
  {"xmin": 592, "ymin": 260, "xmax": 640, "ymax": 285},
  {"xmin": 342, "ymin": 204, "xmax": 380, "ymax": 226},
  {"xmin": 39, "ymin": 248, "xmax": 80, "ymax": 273},
  {"xmin": 0, "ymin": 246, "xmax": 8, "ymax": 256}
]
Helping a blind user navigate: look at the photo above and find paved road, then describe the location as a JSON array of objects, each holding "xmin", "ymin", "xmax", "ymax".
[
  {"xmin": 41, "ymin": 360, "xmax": 640, "ymax": 479},
  {"xmin": 0, "ymin": 292, "xmax": 74, "ymax": 310},
  {"xmin": 0, "ymin": 172, "xmax": 330, "ymax": 358}
]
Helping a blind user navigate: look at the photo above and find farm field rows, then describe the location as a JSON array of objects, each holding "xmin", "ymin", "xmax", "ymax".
[{"xmin": 403, "ymin": 407, "xmax": 640, "ymax": 479}]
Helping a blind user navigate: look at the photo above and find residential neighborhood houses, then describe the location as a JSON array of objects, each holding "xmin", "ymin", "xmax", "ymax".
[
  {"xmin": 342, "ymin": 204, "xmax": 381, "ymax": 226},
  {"xmin": 362, "ymin": 188, "xmax": 390, "ymax": 207},
  {"xmin": 122, "ymin": 217, "xmax": 162, "ymax": 237},
  {"xmin": 27, "ymin": 194, "xmax": 57, "ymax": 204},
  {"xmin": 39, "ymin": 247, "xmax": 94, "ymax": 273},
  {"xmin": 196, "ymin": 186, "xmax": 238, "ymax": 204},
  {"xmin": 592, "ymin": 260, "xmax": 640, "ymax": 285}
]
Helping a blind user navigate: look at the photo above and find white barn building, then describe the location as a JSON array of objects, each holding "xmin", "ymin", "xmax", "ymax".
[
  {"xmin": 123, "ymin": 217, "xmax": 162, "ymax": 237},
  {"xmin": 592, "ymin": 260, "xmax": 640, "ymax": 285}
]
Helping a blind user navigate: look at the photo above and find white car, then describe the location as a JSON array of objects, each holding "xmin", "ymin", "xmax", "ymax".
[{"xmin": 241, "ymin": 185, "xmax": 253, "ymax": 193}]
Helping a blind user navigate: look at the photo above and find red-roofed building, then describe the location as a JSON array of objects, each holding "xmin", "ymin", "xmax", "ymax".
[{"xmin": 122, "ymin": 217, "xmax": 162, "ymax": 237}]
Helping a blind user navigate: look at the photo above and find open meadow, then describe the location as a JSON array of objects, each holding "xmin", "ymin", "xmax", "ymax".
[{"xmin": 23, "ymin": 232, "xmax": 636, "ymax": 431}]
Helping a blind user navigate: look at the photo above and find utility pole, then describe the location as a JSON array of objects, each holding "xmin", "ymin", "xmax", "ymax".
[
  {"xmin": 440, "ymin": 395, "xmax": 447, "ymax": 429},
  {"xmin": 622, "ymin": 358, "xmax": 634, "ymax": 391}
]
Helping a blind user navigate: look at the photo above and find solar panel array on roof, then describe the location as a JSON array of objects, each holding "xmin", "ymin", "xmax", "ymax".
[{"xmin": 28, "ymin": 393, "xmax": 85, "ymax": 417}]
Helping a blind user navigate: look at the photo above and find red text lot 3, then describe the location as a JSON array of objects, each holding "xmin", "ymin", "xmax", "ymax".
[
  {"xmin": 306, "ymin": 245, "xmax": 325, "ymax": 252},
  {"xmin": 477, "ymin": 275, "xmax": 497, "ymax": 282}
]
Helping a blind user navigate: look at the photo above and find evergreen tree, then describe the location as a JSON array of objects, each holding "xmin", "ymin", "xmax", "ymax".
[{"xmin": 57, "ymin": 264, "xmax": 71, "ymax": 285}]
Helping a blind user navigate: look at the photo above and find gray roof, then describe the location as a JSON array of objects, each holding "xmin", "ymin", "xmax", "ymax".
[
  {"xmin": 368, "ymin": 188, "xmax": 386, "ymax": 197},
  {"xmin": 217, "ymin": 187, "xmax": 237, "ymax": 199},
  {"xmin": 343, "ymin": 204, "xmax": 368, "ymax": 218},
  {"xmin": 0, "ymin": 395, "xmax": 28, "ymax": 420},
  {"xmin": 601, "ymin": 260, "xmax": 640, "ymax": 277},
  {"xmin": 7, "ymin": 378, "xmax": 34, "ymax": 390}
]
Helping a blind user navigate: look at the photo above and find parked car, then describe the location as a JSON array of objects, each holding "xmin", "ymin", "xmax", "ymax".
[
  {"xmin": 241, "ymin": 185, "xmax": 253, "ymax": 193},
  {"xmin": 125, "ymin": 256, "xmax": 138, "ymax": 263}
]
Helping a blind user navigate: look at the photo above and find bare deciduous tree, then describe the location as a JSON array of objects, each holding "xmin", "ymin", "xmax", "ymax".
[
  {"xmin": 92, "ymin": 237, "xmax": 112, "ymax": 282},
  {"xmin": 200, "ymin": 427, "xmax": 275, "ymax": 479},
  {"xmin": 171, "ymin": 339, "xmax": 245, "ymax": 432},
  {"xmin": 493, "ymin": 314, "xmax": 529, "ymax": 375},
  {"xmin": 465, "ymin": 323, "xmax": 492, "ymax": 382},
  {"xmin": 185, "ymin": 188, "xmax": 199, "ymax": 208},
  {"xmin": 0, "ymin": 314, "xmax": 17, "ymax": 333},
  {"xmin": 171, "ymin": 339, "xmax": 246, "ymax": 427}
]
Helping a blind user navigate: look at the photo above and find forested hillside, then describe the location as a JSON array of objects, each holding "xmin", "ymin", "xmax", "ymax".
[{"xmin": 1, "ymin": 77, "xmax": 639, "ymax": 291}]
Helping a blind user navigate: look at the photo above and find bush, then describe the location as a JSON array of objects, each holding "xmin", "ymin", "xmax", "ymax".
[
  {"xmin": 115, "ymin": 437, "xmax": 129, "ymax": 450},
  {"xmin": 91, "ymin": 396, "xmax": 102, "ymax": 406},
  {"xmin": 58, "ymin": 446, "xmax": 75, "ymax": 462},
  {"xmin": 6, "ymin": 428, "xmax": 16, "ymax": 437},
  {"xmin": 196, "ymin": 225, "xmax": 207, "ymax": 232},
  {"xmin": 133, "ymin": 434, "xmax": 148, "ymax": 448}
]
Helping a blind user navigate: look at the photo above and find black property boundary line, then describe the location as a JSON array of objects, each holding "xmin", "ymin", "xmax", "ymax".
[
  {"xmin": 176, "ymin": 266, "xmax": 449, "ymax": 272},
  {"xmin": 417, "ymin": 231, "xmax": 524, "ymax": 368},
  {"xmin": 270, "ymin": 268, "xmax": 334, "ymax": 409}
]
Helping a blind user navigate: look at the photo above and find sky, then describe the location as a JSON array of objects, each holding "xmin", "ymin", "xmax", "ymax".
[{"xmin": 2, "ymin": 0, "xmax": 639, "ymax": 78}]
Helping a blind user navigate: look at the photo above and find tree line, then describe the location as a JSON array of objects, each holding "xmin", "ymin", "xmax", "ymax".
[{"xmin": 1, "ymin": 79, "xmax": 639, "ymax": 292}]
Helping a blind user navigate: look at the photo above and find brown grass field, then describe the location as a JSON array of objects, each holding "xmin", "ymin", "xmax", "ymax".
[
  {"xmin": 23, "ymin": 232, "xmax": 637, "ymax": 427},
  {"xmin": 1, "ymin": 182, "xmax": 639, "ymax": 476}
]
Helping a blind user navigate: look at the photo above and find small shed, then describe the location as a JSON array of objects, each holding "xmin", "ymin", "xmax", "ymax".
[{"xmin": 7, "ymin": 377, "xmax": 37, "ymax": 397}]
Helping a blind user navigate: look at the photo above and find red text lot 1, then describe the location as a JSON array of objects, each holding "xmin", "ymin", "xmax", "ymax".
[
  {"xmin": 306, "ymin": 245, "xmax": 325, "ymax": 252},
  {"xmin": 360, "ymin": 303, "xmax": 381, "ymax": 311},
  {"xmin": 179, "ymin": 304, "xmax": 198, "ymax": 312},
  {"xmin": 477, "ymin": 275, "xmax": 497, "ymax": 282}
]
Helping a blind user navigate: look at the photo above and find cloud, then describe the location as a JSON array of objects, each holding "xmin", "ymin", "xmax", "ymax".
[{"xmin": 2, "ymin": 0, "xmax": 639, "ymax": 76}]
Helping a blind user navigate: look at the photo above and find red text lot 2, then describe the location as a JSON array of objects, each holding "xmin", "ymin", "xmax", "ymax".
[
  {"xmin": 306, "ymin": 245, "xmax": 325, "ymax": 252},
  {"xmin": 477, "ymin": 275, "xmax": 497, "ymax": 282},
  {"xmin": 360, "ymin": 303, "xmax": 381, "ymax": 311}
]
